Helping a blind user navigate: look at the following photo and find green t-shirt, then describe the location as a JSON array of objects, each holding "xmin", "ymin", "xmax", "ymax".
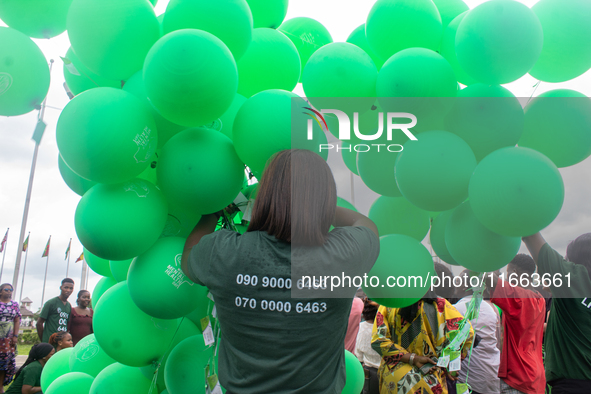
[
  {"xmin": 537, "ymin": 243, "xmax": 591, "ymax": 382},
  {"xmin": 5, "ymin": 361, "xmax": 43, "ymax": 394},
  {"xmin": 39, "ymin": 296, "xmax": 71, "ymax": 343},
  {"xmin": 188, "ymin": 227, "xmax": 379, "ymax": 394}
]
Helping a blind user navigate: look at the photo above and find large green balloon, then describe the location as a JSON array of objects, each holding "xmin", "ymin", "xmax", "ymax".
[
  {"xmin": 69, "ymin": 334, "xmax": 116, "ymax": 378},
  {"xmin": 455, "ymin": 0, "xmax": 543, "ymax": 85},
  {"xmin": 66, "ymin": 0, "xmax": 160, "ymax": 80},
  {"xmin": 236, "ymin": 28, "xmax": 300, "ymax": 98},
  {"xmin": 445, "ymin": 84, "xmax": 524, "ymax": 161},
  {"xmin": 395, "ymin": 131, "xmax": 476, "ymax": 212},
  {"xmin": 144, "ymin": 29, "xmax": 238, "ymax": 128},
  {"xmin": 363, "ymin": 234, "xmax": 435, "ymax": 308},
  {"xmin": 366, "ymin": 0, "xmax": 442, "ymax": 61},
  {"xmin": 109, "ymin": 259, "xmax": 133, "ymax": 282},
  {"xmin": 158, "ymin": 127, "xmax": 244, "ymax": 215},
  {"xmin": 92, "ymin": 277, "xmax": 117, "ymax": 308},
  {"xmin": 83, "ymin": 249, "xmax": 112, "ymax": 277},
  {"xmin": 439, "ymin": 12, "xmax": 477, "ymax": 86},
  {"xmin": 89, "ymin": 363, "xmax": 152, "ymax": 394},
  {"xmin": 58, "ymin": 155, "xmax": 96, "ymax": 197},
  {"xmin": 0, "ymin": 27, "xmax": 50, "ymax": 116},
  {"xmin": 347, "ymin": 24, "xmax": 384, "ymax": 70},
  {"xmin": 446, "ymin": 201, "xmax": 520, "ymax": 272},
  {"xmin": 163, "ymin": 0, "xmax": 253, "ymax": 61},
  {"xmin": 519, "ymin": 90, "xmax": 591, "ymax": 168},
  {"xmin": 40, "ymin": 348, "xmax": 74, "ymax": 393},
  {"xmin": 368, "ymin": 196, "xmax": 430, "ymax": 241},
  {"xmin": 164, "ymin": 335, "xmax": 214, "ymax": 394},
  {"xmin": 45, "ymin": 372, "xmax": 94, "ymax": 394},
  {"xmin": 357, "ymin": 138, "xmax": 406, "ymax": 198},
  {"xmin": 429, "ymin": 210, "xmax": 459, "ymax": 266},
  {"xmin": 94, "ymin": 283, "xmax": 179, "ymax": 367},
  {"xmin": 74, "ymin": 179, "xmax": 168, "ymax": 261},
  {"xmin": 469, "ymin": 147, "xmax": 565, "ymax": 237},
  {"xmin": 530, "ymin": 0, "xmax": 591, "ymax": 82},
  {"xmin": 432, "ymin": 0, "xmax": 469, "ymax": 30},
  {"xmin": 246, "ymin": 0, "xmax": 288, "ymax": 28},
  {"xmin": 128, "ymin": 237, "xmax": 209, "ymax": 319},
  {"xmin": 56, "ymin": 88, "xmax": 157, "ymax": 184},
  {"xmin": 278, "ymin": 17, "xmax": 333, "ymax": 80},
  {"xmin": 62, "ymin": 47, "xmax": 121, "ymax": 97},
  {"xmin": 342, "ymin": 350, "xmax": 364, "ymax": 394},
  {"xmin": 0, "ymin": 0, "xmax": 73, "ymax": 38}
]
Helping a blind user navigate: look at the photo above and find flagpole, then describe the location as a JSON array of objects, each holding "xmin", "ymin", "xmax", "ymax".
[
  {"xmin": 12, "ymin": 59, "xmax": 54, "ymax": 295},
  {"xmin": 66, "ymin": 238, "xmax": 72, "ymax": 277},
  {"xmin": 80, "ymin": 259, "xmax": 88, "ymax": 290},
  {"xmin": 41, "ymin": 251, "xmax": 50, "ymax": 307},
  {"xmin": 19, "ymin": 232, "xmax": 30, "ymax": 303},
  {"xmin": 0, "ymin": 228, "xmax": 7, "ymax": 283}
]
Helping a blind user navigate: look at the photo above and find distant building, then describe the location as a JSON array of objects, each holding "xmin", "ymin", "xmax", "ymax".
[{"xmin": 20, "ymin": 297, "xmax": 35, "ymax": 328}]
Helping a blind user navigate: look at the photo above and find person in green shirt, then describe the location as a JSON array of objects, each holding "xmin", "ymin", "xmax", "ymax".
[
  {"xmin": 5, "ymin": 343, "xmax": 54, "ymax": 394},
  {"xmin": 523, "ymin": 232, "xmax": 591, "ymax": 394},
  {"xmin": 36, "ymin": 279, "xmax": 74, "ymax": 343}
]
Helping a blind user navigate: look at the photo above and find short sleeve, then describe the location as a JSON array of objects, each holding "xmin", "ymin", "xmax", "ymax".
[
  {"xmin": 537, "ymin": 243, "xmax": 591, "ymax": 297},
  {"xmin": 491, "ymin": 278, "xmax": 524, "ymax": 316},
  {"xmin": 39, "ymin": 299, "xmax": 51, "ymax": 319},
  {"xmin": 187, "ymin": 230, "xmax": 238, "ymax": 287},
  {"xmin": 347, "ymin": 226, "xmax": 380, "ymax": 273},
  {"xmin": 22, "ymin": 364, "xmax": 39, "ymax": 387}
]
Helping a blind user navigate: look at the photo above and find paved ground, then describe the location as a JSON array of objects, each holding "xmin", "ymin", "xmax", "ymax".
[{"xmin": 15, "ymin": 355, "xmax": 27, "ymax": 369}]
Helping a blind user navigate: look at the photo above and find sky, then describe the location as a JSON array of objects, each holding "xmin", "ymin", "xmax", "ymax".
[{"xmin": 1, "ymin": 0, "xmax": 591, "ymax": 310}]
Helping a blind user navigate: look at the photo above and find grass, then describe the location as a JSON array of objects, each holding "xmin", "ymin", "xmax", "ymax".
[{"xmin": 17, "ymin": 343, "xmax": 33, "ymax": 356}]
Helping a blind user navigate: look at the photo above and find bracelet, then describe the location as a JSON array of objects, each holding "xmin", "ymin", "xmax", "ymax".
[{"xmin": 409, "ymin": 353, "xmax": 416, "ymax": 366}]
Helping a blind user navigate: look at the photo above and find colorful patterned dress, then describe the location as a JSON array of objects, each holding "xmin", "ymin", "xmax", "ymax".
[
  {"xmin": 371, "ymin": 298, "xmax": 474, "ymax": 394},
  {"xmin": 0, "ymin": 301, "xmax": 21, "ymax": 385}
]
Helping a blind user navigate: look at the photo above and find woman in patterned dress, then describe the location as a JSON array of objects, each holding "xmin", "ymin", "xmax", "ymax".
[
  {"xmin": 0, "ymin": 283, "xmax": 21, "ymax": 393},
  {"xmin": 372, "ymin": 292, "xmax": 473, "ymax": 394}
]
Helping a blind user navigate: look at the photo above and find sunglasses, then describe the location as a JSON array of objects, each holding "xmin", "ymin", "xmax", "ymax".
[{"xmin": 1, "ymin": 288, "xmax": 13, "ymax": 292}]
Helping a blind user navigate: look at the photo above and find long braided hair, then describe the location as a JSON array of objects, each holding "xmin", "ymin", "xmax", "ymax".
[{"xmin": 13, "ymin": 343, "xmax": 54, "ymax": 380}]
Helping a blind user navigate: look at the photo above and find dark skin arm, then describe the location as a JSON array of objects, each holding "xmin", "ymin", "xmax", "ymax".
[
  {"xmin": 35, "ymin": 317, "xmax": 45, "ymax": 342},
  {"xmin": 11, "ymin": 316, "xmax": 20, "ymax": 347},
  {"xmin": 22, "ymin": 385, "xmax": 42, "ymax": 394},
  {"xmin": 181, "ymin": 213, "xmax": 220, "ymax": 280},
  {"xmin": 522, "ymin": 232, "xmax": 547, "ymax": 264}
]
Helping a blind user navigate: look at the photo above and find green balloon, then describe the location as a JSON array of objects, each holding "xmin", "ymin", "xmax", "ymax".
[
  {"xmin": 469, "ymin": 147, "xmax": 565, "ymax": 237},
  {"xmin": 128, "ymin": 237, "xmax": 209, "ymax": 319},
  {"xmin": 83, "ymin": 249, "xmax": 113, "ymax": 277},
  {"xmin": 342, "ymin": 350, "xmax": 364, "ymax": 394},
  {"xmin": 56, "ymin": 88, "xmax": 157, "ymax": 184},
  {"xmin": 341, "ymin": 143, "xmax": 359, "ymax": 176},
  {"xmin": 439, "ymin": 12, "xmax": 477, "ymax": 86},
  {"xmin": 63, "ymin": 47, "xmax": 121, "ymax": 97},
  {"xmin": 0, "ymin": 0, "xmax": 72, "ymax": 38},
  {"xmin": 357, "ymin": 139, "xmax": 405, "ymax": 198},
  {"xmin": 164, "ymin": 335, "xmax": 214, "ymax": 394},
  {"xmin": 109, "ymin": 259, "xmax": 133, "ymax": 282},
  {"xmin": 446, "ymin": 201, "xmax": 521, "ymax": 272},
  {"xmin": 158, "ymin": 127, "xmax": 244, "ymax": 215},
  {"xmin": 246, "ymin": 0, "xmax": 288, "ymax": 28},
  {"xmin": 366, "ymin": 0, "xmax": 442, "ymax": 61},
  {"xmin": 278, "ymin": 17, "xmax": 333, "ymax": 80},
  {"xmin": 519, "ymin": 89, "xmax": 591, "ymax": 168},
  {"xmin": 144, "ymin": 29, "xmax": 238, "ymax": 128},
  {"xmin": 368, "ymin": 196, "xmax": 430, "ymax": 241},
  {"xmin": 184, "ymin": 289, "xmax": 215, "ymax": 329},
  {"xmin": 336, "ymin": 197, "xmax": 358, "ymax": 212},
  {"xmin": 236, "ymin": 28, "xmax": 300, "ymax": 98},
  {"xmin": 530, "ymin": 0, "xmax": 591, "ymax": 82},
  {"xmin": 69, "ymin": 334, "xmax": 116, "ymax": 377},
  {"xmin": 455, "ymin": 0, "xmax": 543, "ymax": 85},
  {"xmin": 89, "ymin": 363, "xmax": 151, "ymax": 394},
  {"xmin": 45, "ymin": 372, "xmax": 94, "ymax": 394},
  {"xmin": 0, "ymin": 27, "xmax": 50, "ymax": 116},
  {"xmin": 432, "ymin": 0, "xmax": 469, "ymax": 30},
  {"xmin": 58, "ymin": 155, "xmax": 96, "ymax": 197},
  {"xmin": 395, "ymin": 131, "xmax": 476, "ymax": 212},
  {"xmin": 94, "ymin": 283, "xmax": 179, "ymax": 367},
  {"xmin": 66, "ymin": 0, "xmax": 160, "ymax": 80},
  {"xmin": 74, "ymin": 179, "xmax": 168, "ymax": 261},
  {"xmin": 92, "ymin": 277, "xmax": 117, "ymax": 308},
  {"xmin": 445, "ymin": 84, "xmax": 524, "ymax": 162},
  {"xmin": 163, "ymin": 0, "xmax": 253, "ymax": 61},
  {"xmin": 363, "ymin": 234, "xmax": 435, "ymax": 308},
  {"xmin": 429, "ymin": 210, "xmax": 459, "ymax": 266},
  {"xmin": 205, "ymin": 93, "xmax": 247, "ymax": 140},
  {"xmin": 40, "ymin": 348, "xmax": 74, "ymax": 393},
  {"xmin": 347, "ymin": 24, "xmax": 384, "ymax": 70}
]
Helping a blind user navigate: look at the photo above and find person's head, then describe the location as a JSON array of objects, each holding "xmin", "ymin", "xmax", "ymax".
[
  {"xmin": 454, "ymin": 269, "xmax": 477, "ymax": 298},
  {"xmin": 14, "ymin": 343, "xmax": 55, "ymax": 380},
  {"xmin": 0, "ymin": 283, "xmax": 13, "ymax": 299},
  {"xmin": 355, "ymin": 288, "xmax": 367, "ymax": 299},
  {"xmin": 507, "ymin": 254, "xmax": 536, "ymax": 277},
  {"xmin": 49, "ymin": 332, "xmax": 73, "ymax": 350},
  {"xmin": 566, "ymin": 233, "xmax": 591, "ymax": 280},
  {"xmin": 248, "ymin": 149, "xmax": 337, "ymax": 246},
  {"xmin": 77, "ymin": 290, "xmax": 91, "ymax": 308},
  {"xmin": 60, "ymin": 278, "xmax": 74, "ymax": 299},
  {"xmin": 398, "ymin": 289, "xmax": 438, "ymax": 324},
  {"xmin": 362, "ymin": 298, "xmax": 379, "ymax": 323}
]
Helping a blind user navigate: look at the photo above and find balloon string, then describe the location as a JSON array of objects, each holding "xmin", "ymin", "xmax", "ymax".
[
  {"xmin": 527, "ymin": 80, "xmax": 542, "ymax": 105},
  {"xmin": 148, "ymin": 317, "xmax": 187, "ymax": 394}
]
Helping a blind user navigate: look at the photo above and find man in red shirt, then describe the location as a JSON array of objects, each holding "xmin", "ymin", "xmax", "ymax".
[{"xmin": 489, "ymin": 254, "xmax": 546, "ymax": 394}]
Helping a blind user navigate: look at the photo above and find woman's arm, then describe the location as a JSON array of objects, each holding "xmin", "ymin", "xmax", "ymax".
[
  {"xmin": 22, "ymin": 385, "xmax": 42, "ymax": 394},
  {"xmin": 333, "ymin": 207, "xmax": 378, "ymax": 237},
  {"xmin": 522, "ymin": 232, "xmax": 547, "ymax": 264},
  {"xmin": 12, "ymin": 316, "xmax": 20, "ymax": 347},
  {"xmin": 181, "ymin": 213, "xmax": 220, "ymax": 279}
]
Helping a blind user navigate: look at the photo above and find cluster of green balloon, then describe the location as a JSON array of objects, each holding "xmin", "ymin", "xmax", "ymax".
[
  {"xmin": 90, "ymin": 363, "xmax": 152, "ymax": 394},
  {"xmin": 164, "ymin": 335, "xmax": 214, "ymax": 394},
  {"xmin": 455, "ymin": 0, "xmax": 543, "ymax": 85},
  {"xmin": 62, "ymin": 47, "xmax": 121, "ymax": 97},
  {"xmin": 83, "ymin": 249, "xmax": 112, "ymax": 277},
  {"xmin": 347, "ymin": 24, "xmax": 384, "ymax": 70},
  {"xmin": 439, "ymin": 12, "xmax": 476, "ymax": 86},
  {"xmin": 45, "ymin": 372, "xmax": 94, "ymax": 394},
  {"xmin": 0, "ymin": 27, "xmax": 50, "ymax": 116},
  {"xmin": 91, "ymin": 277, "xmax": 117, "ymax": 308},
  {"xmin": 236, "ymin": 28, "xmax": 300, "ymax": 98},
  {"xmin": 364, "ymin": 234, "xmax": 435, "ymax": 308},
  {"xmin": 368, "ymin": 196, "xmax": 430, "ymax": 241},
  {"xmin": 69, "ymin": 334, "xmax": 116, "ymax": 377},
  {"xmin": 246, "ymin": 0, "xmax": 288, "ymax": 28},
  {"xmin": 469, "ymin": 147, "xmax": 564, "ymax": 237},
  {"xmin": 429, "ymin": 210, "xmax": 459, "ymax": 266},
  {"xmin": 342, "ymin": 350, "xmax": 364, "ymax": 394},
  {"xmin": 41, "ymin": 348, "xmax": 75, "ymax": 392},
  {"xmin": 278, "ymin": 17, "xmax": 333, "ymax": 80},
  {"xmin": 519, "ymin": 90, "xmax": 591, "ymax": 168},
  {"xmin": 66, "ymin": 0, "xmax": 160, "ymax": 81},
  {"xmin": 144, "ymin": 29, "xmax": 238, "ymax": 128},
  {"xmin": 395, "ymin": 131, "xmax": 476, "ymax": 212},
  {"xmin": 74, "ymin": 179, "xmax": 168, "ymax": 261},
  {"xmin": 446, "ymin": 201, "xmax": 521, "ymax": 272},
  {"xmin": 58, "ymin": 155, "xmax": 96, "ymax": 197},
  {"xmin": 0, "ymin": 0, "xmax": 73, "ymax": 38}
]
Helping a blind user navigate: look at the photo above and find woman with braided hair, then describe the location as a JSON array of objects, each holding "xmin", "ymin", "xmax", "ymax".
[
  {"xmin": 5, "ymin": 343, "xmax": 54, "ymax": 394},
  {"xmin": 48, "ymin": 332, "xmax": 73, "ymax": 352}
]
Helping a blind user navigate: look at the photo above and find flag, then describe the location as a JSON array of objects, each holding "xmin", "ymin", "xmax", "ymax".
[
  {"xmin": 0, "ymin": 229, "xmax": 7, "ymax": 253},
  {"xmin": 75, "ymin": 252, "xmax": 84, "ymax": 263},
  {"xmin": 65, "ymin": 239, "xmax": 71, "ymax": 260},
  {"xmin": 22, "ymin": 233, "xmax": 29, "ymax": 252},
  {"xmin": 42, "ymin": 236, "xmax": 51, "ymax": 258}
]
